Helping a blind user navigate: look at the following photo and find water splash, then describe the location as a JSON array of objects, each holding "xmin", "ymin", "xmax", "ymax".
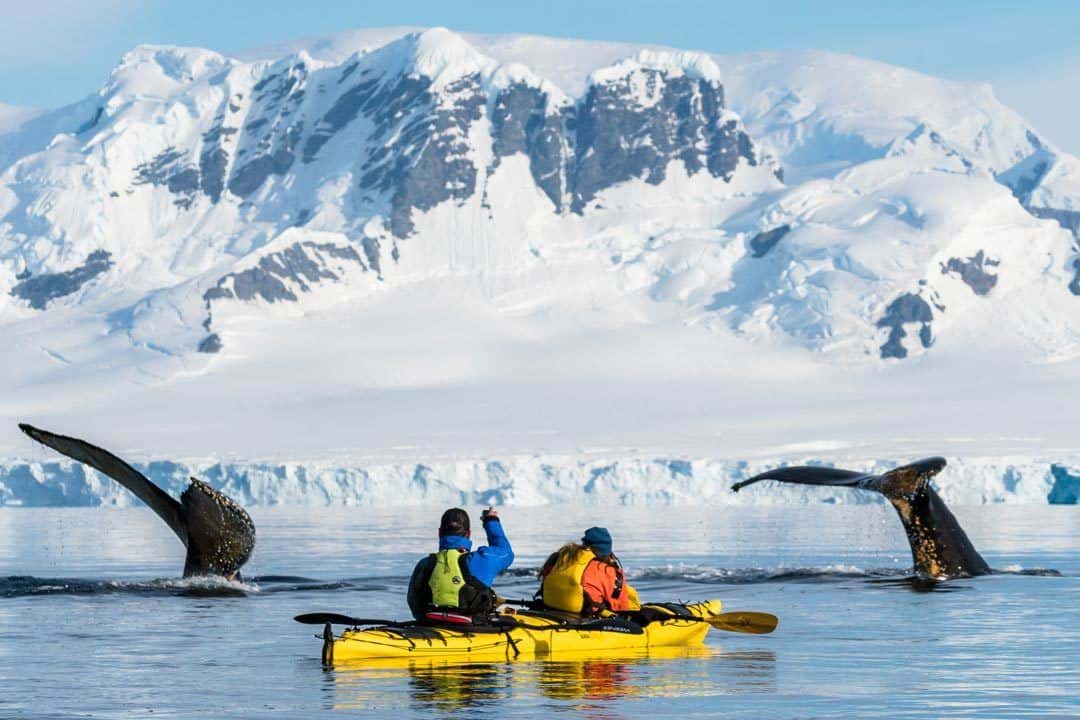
[
  {"xmin": 629, "ymin": 563, "xmax": 900, "ymax": 584},
  {"xmin": 0, "ymin": 574, "xmax": 256, "ymax": 597}
]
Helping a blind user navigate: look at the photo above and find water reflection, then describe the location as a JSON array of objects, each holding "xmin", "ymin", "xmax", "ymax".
[
  {"xmin": 406, "ymin": 663, "xmax": 507, "ymax": 714},
  {"xmin": 865, "ymin": 576, "xmax": 978, "ymax": 593},
  {"xmin": 536, "ymin": 656, "xmax": 636, "ymax": 702},
  {"xmin": 327, "ymin": 646, "xmax": 777, "ymax": 715}
]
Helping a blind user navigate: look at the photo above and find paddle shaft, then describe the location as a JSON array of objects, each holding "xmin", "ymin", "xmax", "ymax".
[
  {"xmin": 297, "ymin": 606, "xmax": 777, "ymax": 635},
  {"xmin": 499, "ymin": 600, "xmax": 777, "ymax": 635},
  {"xmin": 294, "ymin": 613, "xmax": 396, "ymax": 626}
]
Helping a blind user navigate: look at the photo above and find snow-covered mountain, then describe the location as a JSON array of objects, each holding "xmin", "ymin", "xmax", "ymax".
[
  {"xmin": 2, "ymin": 27, "xmax": 1076, "ymax": 363},
  {"xmin": 0, "ymin": 30, "xmax": 782, "ymax": 355},
  {"xmin": 2, "ymin": 28, "xmax": 1079, "ymax": 498}
]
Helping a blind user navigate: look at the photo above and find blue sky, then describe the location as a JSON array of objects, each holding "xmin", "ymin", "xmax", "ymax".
[{"xmin": 2, "ymin": 0, "xmax": 1078, "ymax": 152}]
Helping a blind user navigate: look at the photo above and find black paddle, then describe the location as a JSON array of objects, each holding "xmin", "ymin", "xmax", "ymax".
[
  {"xmin": 497, "ymin": 598, "xmax": 539, "ymax": 608},
  {"xmin": 294, "ymin": 613, "xmax": 395, "ymax": 626}
]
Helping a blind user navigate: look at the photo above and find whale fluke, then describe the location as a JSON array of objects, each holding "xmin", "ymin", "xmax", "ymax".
[
  {"xmin": 18, "ymin": 424, "xmax": 255, "ymax": 579},
  {"xmin": 19, "ymin": 423, "xmax": 186, "ymax": 538},
  {"xmin": 733, "ymin": 457, "xmax": 990, "ymax": 579},
  {"xmin": 731, "ymin": 465, "xmax": 871, "ymax": 492}
]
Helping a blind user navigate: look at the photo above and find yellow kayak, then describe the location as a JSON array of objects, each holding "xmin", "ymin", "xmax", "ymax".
[{"xmin": 320, "ymin": 600, "xmax": 723, "ymax": 665}]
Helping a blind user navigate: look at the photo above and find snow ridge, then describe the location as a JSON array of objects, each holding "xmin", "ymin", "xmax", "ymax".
[{"xmin": 588, "ymin": 49, "xmax": 723, "ymax": 87}]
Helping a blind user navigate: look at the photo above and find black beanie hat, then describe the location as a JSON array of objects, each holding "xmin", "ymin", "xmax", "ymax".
[{"xmin": 439, "ymin": 508, "xmax": 470, "ymax": 537}]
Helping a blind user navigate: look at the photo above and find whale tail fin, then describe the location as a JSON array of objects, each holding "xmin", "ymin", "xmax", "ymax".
[
  {"xmin": 732, "ymin": 465, "xmax": 872, "ymax": 493},
  {"xmin": 731, "ymin": 457, "xmax": 947, "ymax": 498},
  {"xmin": 181, "ymin": 479, "xmax": 255, "ymax": 578},
  {"xmin": 731, "ymin": 455, "xmax": 989, "ymax": 579},
  {"xmin": 18, "ymin": 423, "xmax": 186, "ymax": 542},
  {"xmin": 18, "ymin": 423, "xmax": 255, "ymax": 578},
  {"xmin": 871, "ymin": 457, "xmax": 947, "ymax": 499}
]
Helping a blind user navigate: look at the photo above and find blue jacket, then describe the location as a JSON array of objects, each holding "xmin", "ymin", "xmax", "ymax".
[
  {"xmin": 407, "ymin": 517, "xmax": 514, "ymax": 619},
  {"xmin": 437, "ymin": 517, "xmax": 514, "ymax": 586}
]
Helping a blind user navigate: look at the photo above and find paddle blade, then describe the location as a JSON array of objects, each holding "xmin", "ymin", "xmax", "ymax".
[
  {"xmin": 707, "ymin": 611, "xmax": 778, "ymax": 635},
  {"xmin": 294, "ymin": 613, "xmax": 390, "ymax": 626}
]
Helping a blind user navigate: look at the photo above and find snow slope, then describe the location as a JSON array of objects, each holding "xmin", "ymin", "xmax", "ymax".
[
  {"xmin": 1, "ymin": 28, "xmax": 1079, "ymax": 506},
  {"xmin": 0, "ymin": 104, "xmax": 39, "ymax": 135}
]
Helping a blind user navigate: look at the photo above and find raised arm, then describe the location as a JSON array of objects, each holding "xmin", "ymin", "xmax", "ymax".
[{"xmin": 465, "ymin": 510, "xmax": 514, "ymax": 585}]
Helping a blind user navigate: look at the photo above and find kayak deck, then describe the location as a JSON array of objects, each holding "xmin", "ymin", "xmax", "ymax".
[{"xmin": 322, "ymin": 600, "xmax": 721, "ymax": 664}]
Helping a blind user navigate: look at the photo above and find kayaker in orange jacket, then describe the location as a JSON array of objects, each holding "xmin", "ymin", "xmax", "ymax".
[{"xmin": 538, "ymin": 526, "xmax": 640, "ymax": 616}]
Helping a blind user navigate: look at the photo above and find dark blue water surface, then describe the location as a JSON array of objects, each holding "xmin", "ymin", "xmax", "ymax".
[{"xmin": 0, "ymin": 505, "xmax": 1076, "ymax": 719}]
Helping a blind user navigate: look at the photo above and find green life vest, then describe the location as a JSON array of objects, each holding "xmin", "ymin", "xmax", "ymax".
[{"xmin": 428, "ymin": 549, "xmax": 468, "ymax": 608}]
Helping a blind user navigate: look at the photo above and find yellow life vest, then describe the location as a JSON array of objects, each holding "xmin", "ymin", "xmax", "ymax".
[
  {"xmin": 428, "ymin": 549, "xmax": 467, "ymax": 608},
  {"xmin": 540, "ymin": 547, "xmax": 596, "ymax": 613}
]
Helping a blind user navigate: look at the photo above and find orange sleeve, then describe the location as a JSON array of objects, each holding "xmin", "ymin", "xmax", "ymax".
[
  {"xmin": 580, "ymin": 560, "xmax": 610, "ymax": 613},
  {"xmin": 581, "ymin": 561, "xmax": 640, "ymax": 612}
]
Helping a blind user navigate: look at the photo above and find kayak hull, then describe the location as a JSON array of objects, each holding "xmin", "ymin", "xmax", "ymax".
[{"xmin": 325, "ymin": 600, "xmax": 720, "ymax": 664}]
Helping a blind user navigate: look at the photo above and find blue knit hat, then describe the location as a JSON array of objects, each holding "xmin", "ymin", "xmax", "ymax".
[{"xmin": 582, "ymin": 526, "xmax": 613, "ymax": 557}]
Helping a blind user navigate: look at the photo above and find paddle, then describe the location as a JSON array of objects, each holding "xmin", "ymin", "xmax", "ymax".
[
  {"xmin": 705, "ymin": 611, "xmax": 778, "ymax": 635},
  {"xmin": 497, "ymin": 598, "xmax": 540, "ymax": 609},
  {"xmin": 497, "ymin": 599, "xmax": 778, "ymax": 635},
  {"xmin": 293, "ymin": 613, "xmax": 394, "ymax": 626}
]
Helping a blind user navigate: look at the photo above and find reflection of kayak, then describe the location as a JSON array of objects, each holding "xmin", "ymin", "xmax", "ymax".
[
  {"xmin": 326, "ymin": 646, "xmax": 719, "ymax": 712},
  {"xmin": 321, "ymin": 600, "xmax": 723, "ymax": 664},
  {"xmin": 332, "ymin": 643, "xmax": 713, "ymax": 673}
]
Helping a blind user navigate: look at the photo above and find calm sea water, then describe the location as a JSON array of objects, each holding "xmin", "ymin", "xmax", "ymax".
[{"xmin": 0, "ymin": 504, "xmax": 1076, "ymax": 719}]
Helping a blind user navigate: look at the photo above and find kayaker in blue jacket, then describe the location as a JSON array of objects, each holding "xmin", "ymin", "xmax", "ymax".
[{"xmin": 407, "ymin": 507, "xmax": 514, "ymax": 622}]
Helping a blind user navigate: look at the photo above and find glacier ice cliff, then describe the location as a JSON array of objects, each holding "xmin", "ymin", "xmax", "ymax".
[{"xmin": 0, "ymin": 455, "xmax": 1072, "ymax": 507}]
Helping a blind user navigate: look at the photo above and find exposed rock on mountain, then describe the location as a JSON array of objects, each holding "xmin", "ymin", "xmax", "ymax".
[{"xmin": 0, "ymin": 27, "xmax": 1078, "ymax": 367}]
